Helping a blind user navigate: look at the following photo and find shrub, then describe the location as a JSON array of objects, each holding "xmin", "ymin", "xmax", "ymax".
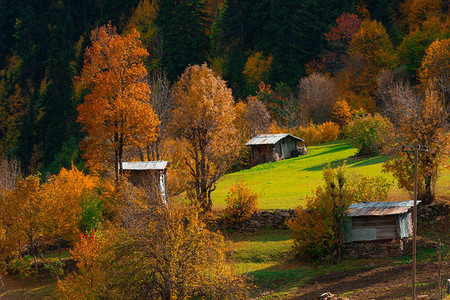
[
  {"xmin": 331, "ymin": 99, "xmax": 352, "ymax": 127},
  {"xmin": 343, "ymin": 113, "xmax": 392, "ymax": 155},
  {"xmin": 287, "ymin": 164, "xmax": 353, "ymax": 262},
  {"xmin": 270, "ymin": 122, "xmax": 340, "ymax": 146},
  {"xmin": 223, "ymin": 181, "xmax": 258, "ymax": 225},
  {"xmin": 350, "ymin": 175, "xmax": 392, "ymax": 203},
  {"xmin": 319, "ymin": 121, "xmax": 340, "ymax": 143}
]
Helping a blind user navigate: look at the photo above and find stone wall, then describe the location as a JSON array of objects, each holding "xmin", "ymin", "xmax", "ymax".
[
  {"xmin": 343, "ymin": 237, "xmax": 439, "ymax": 259},
  {"xmin": 218, "ymin": 209, "xmax": 295, "ymax": 232},
  {"xmin": 418, "ymin": 202, "xmax": 450, "ymax": 221},
  {"xmin": 217, "ymin": 202, "xmax": 448, "ymax": 233}
]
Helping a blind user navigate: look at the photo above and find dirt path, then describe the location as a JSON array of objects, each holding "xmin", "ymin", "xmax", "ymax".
[{"xmin": 287, "ymin": 260, "xmax": 449, "ymax": 299}]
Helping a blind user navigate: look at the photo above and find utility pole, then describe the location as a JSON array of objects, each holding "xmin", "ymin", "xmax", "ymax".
[{"xmin": 402, "ymin": 144, "xmax": 428, "ymax": 300}]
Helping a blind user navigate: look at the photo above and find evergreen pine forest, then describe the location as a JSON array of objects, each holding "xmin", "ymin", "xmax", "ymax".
[{"xmin": 0, "ymin": 0, "xmax": 449, "ymax": 298}]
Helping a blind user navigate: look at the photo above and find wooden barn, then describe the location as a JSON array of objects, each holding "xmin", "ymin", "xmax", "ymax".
[
  {"xmin": 245, "ymin": 134, "xmax": 305, "ymax": 166},
  {"xmin": 344, "ymin": 200, "xmax": 418, "ymax": 243},
  {"xmin": 122, "ymin": 161, "xmax": 168, "ymax": 204}
]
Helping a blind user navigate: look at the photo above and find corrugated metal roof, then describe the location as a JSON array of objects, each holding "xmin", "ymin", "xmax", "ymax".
[
  {"xmin": 245, "ymin": 134, "xmax": 304, "ymax": 146},
  {"xmin": 122, "ymin": 161, "xmax": 168, "ymax": 170},
  {"xmin": 348, "ymin": 200, "xmax": 419, "ymax": 217}
]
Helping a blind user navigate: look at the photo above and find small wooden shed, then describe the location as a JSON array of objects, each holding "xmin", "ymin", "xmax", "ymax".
[
  {"xmin": 344, "ymin": 200, "xmax": 418, "ymax": 243},
  {"xmin": 245, "ymin": 134, "xmax": 305, "ymax": 166},
  {"xmin": 122, "ymin": 161, "xmax": 168, "ymax": 204}
]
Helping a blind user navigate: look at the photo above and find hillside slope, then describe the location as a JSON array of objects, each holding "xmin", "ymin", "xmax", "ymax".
[{"xmin": 212, "ymin": 141, "xmax": 449, "ymax": 210}]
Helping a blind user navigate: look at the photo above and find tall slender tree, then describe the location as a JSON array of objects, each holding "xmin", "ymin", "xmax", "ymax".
[{"xmin": 77, "ymin": 24, "xmax": 159, "ymax": 181}]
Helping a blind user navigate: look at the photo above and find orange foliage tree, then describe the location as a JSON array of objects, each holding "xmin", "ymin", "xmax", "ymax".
[
  {"xmin": 169, "ymin": 64, "xmax": 238, "ymax": 212},
  {"xmin": 77, "ymin": 24, "xmax": 160, "ymax": 181}
]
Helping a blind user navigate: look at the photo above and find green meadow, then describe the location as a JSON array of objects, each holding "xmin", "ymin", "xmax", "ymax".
[{"xmin": 212, "ymin": 141, "xmax": 449, "ymax": 210}]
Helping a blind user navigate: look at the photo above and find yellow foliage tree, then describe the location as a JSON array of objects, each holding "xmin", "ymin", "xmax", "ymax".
[
  {"xmin": 349, "ymin": 19, "xmax": 398, "ymax": 70},
  {"xmin": 57, "ymin": 201, "xmax": 249, "ymax": 299},
  {"xmin": 41, "ymin": 166, "xmax": 100, "ymax": 259},
  {"xmin": 0, "ymin": 175, "xmax": 43, "ymax": 264},
  {"xmin": 418, "ymin": 38, "xmax": 450, "ymax": 101},
  {"xmin": 243, "ymin": 52, "xmax": 273, "ymax": 88},
  {"xmin": 331, "ymin": 99, "xmax": 353, "ymax": 127},
  {"xmin": 77, "ymin": 24, "xmax": 160, "ymax": 181},
  {"xmin": 287, "ymin": 164, "xmax": 353, "ymax": 263},
  {"xmin": 383, "ymin": 89, "xmax": 448, "ymax": 204},
  {"xmin": 169, "ymin": 64, "xmax": 238, "ymax": 212}
]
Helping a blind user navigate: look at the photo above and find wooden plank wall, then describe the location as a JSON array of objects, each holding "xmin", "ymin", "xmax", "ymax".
[{"xmin": 352, "ymin": 216, "xmax": 398, "ymax": 240}]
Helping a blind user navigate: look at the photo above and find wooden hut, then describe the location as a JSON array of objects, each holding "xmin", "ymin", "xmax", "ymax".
[
  {"xmin": 344, "ymin": 200, "xmax": 418, "ymax": 243},
  {"xmin": 122, "ymin": 161, "xmax": 168, "ymax": 204},
  {"xmin": 245, "ymin": 134, "xmax": 305, "ymax": 166}
]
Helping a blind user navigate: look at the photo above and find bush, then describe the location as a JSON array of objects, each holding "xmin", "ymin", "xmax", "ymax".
[
  {"xmin": 343, "ymin": 113, "xmax": 392, "ymax": 155},
  {"xmin": 319, "ymin": 121, "xmax": 340, "ymax": 143},
  {"xmin": 350, "ymin": 175, "xmax": 392, "ymax": 203},
  {"xmin": 271, "ymin": 122, "xmax": 340, "ymax": 146},
  {"xmin": 223, "ymin": 181, "xmax": 258, "ymax": 225}
]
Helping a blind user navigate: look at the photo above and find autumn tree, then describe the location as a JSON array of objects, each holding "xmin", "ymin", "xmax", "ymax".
[
  {"xmin": 331, "ymin": 99, "xmax": 353, "ymax": 127},
  {"xmin": 287, "ymin": 164, "xmax": 353, "ymax": 263},
  {"xmin": 307, "ymin": 13, "xmax": 362, "ymax": 75},
  {"xmin": 243, "ymin": 52, "xmax": 273, "ymax": 92},
  {"xmin": 348, "ymin": 19, "xmax": 398, "ymax": 71},
  {"xmin": 125, "ymin": 0, "xmax": 161, "ymax": 72},
  {"xmin": 344, "ymin": 113, "xmax": 393, "ymax": 155},
  {"xmin": 298, "ymin": 73, "xmax": 337, "ymax": 124},
  {"xmin": 418, "ymin": 38, "xmax": 450, "ymax": 103},
  {"xmin": 41, "ymin": 166, "xmax": 101, "ymax": 260},
  {"xmin": 77, "ymin": 24, "xmax": 160, "ymax": 181},
  {"xmin": 0, "ymin": 175, "xmax": 43, "ymax": 265},
  {"xmin": 57, "ymin": 194, "xmax": 249, "ymax": 299},
  {"xmin": 400, "ymin": 0, "xmax": 444, "ymax": 32},
  {"xmin": 397, "ymin": 16, "xmax": 450, "ymax": 76},
  {"xmin": 169, "ymin": 64, "xmax": 237, "ymax": 212},
  {"xmin": 383, "ymin": 87, "xmax": 448, "ymax": 204}
]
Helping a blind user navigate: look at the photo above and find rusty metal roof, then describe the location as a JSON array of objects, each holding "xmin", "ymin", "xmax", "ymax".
[
  {"xmin": 348, "ymin": 200, "xmax": 419, "ymax": 217},
  {"xmin": 122, "ymin": 161, "xmax": 168, "ymax": 171},
  {"xmin": 245, "ymin": 134, "xmax": 304, "ymax": 146}
]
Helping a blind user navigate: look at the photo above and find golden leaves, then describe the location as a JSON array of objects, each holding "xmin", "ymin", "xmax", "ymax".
[{"xmin": 77, "ymin": 24, "xmax": 160, "ymax": 176}]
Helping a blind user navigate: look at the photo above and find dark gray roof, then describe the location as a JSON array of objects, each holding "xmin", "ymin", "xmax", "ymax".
[
  {"xmin": 348, "ymin": 200, "xmax": 419, "ymax": 217},
  {"xmin": 122, "ymin": 161, "xmax": 168, "ymax": 171},
  {"xmin": 245, "ymin": 134, "xmax": 304, "ymax": 146}
]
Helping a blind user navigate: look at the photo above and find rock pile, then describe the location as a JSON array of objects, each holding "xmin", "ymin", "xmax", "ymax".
[{"xmin": 317, "ymin": 292, "xmax": 350, "ymax": 300}]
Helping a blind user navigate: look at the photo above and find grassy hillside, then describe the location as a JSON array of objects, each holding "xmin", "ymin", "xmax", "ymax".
[{"xmin": 212, "ymin": 141, "xmax": 449, "ymax": 210}]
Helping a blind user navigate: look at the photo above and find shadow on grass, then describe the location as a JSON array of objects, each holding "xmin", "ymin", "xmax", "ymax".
[
  {"xmin": 227, "ymin": 230, "xmax": 291, "ymax": 243},
  {"xmin": 303, "ymin": 155, "xmax": 388, "ymax": 172},
  {"xmin": 348, "ymin": 155, "xmax": 390, "ymax": 168},
  {"xmin": 301, "ymin": 142, "xmax": 354, "ymax": 160}
]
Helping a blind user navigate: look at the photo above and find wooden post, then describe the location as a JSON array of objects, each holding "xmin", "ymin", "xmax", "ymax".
[
  {"xmin": 438, "ymin": 239, "xmax": 441, "ymax": 299},
  {"xmin": 412, "ymin": 145, "xmax": 418, "ymax": 300}
]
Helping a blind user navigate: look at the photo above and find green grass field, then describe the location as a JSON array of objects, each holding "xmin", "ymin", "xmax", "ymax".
[{"xmin": 212, "ymin": 141, "xmax": 450, "ymax": 210}]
